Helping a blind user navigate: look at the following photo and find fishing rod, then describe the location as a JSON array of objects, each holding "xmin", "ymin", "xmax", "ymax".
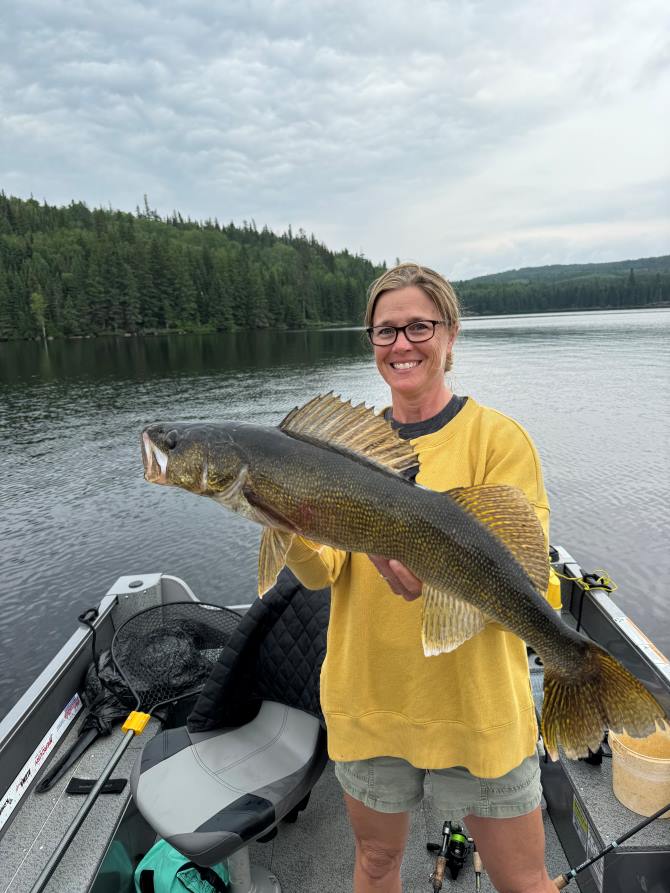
[
  {"xmin": 552, "ymin": 800, "xmax": 670, "ymax": 889},
  {"xmin": 472, "ymin": 843, "xmax": 482, "ymax": 892}
]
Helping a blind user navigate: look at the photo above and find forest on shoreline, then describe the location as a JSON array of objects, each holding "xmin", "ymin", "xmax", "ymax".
[{"xmin": 1, "ymin": 192, "xmax": 668, "ymax": 341}]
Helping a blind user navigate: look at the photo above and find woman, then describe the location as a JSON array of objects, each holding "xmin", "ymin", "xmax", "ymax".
[{"xmin": 285, "ymin": 263, "xmax": 555, "ymax": 893}]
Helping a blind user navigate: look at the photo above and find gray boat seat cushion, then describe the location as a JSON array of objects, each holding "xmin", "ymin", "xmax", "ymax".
[
  {"xmin": 131, "ymin": 571, "xmax": 330, "ymax": 866},
  {"xmin": 131, "ymin": 700, "xmax": 326, "ymax": 865}
]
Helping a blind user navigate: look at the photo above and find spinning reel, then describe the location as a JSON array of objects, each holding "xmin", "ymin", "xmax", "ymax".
[{"xmin": 428, "ymin": 820, "xmax": 478, "ymax": 890}]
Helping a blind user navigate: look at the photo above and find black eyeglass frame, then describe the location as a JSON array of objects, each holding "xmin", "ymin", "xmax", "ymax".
[{"xmin": 365, "ymin": 319, "xmax": 445, "ymax": 347}]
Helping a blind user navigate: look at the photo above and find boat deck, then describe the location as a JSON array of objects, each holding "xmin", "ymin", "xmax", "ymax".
[
  {"xmin": 0, "ymin": 709, "xmax": 569, "ymax": 893},
  {"xmin": 3, "ymin": 666, "xmax": 668, "ymax": 892},
  {"xmin": 0, "ymin": 698, "xmax": 569, "ymax": 893}
]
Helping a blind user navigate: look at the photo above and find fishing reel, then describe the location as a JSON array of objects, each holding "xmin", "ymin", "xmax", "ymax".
[{"xmin": 428, "ymin": 820, "xmax": 473, "ymax": 890}]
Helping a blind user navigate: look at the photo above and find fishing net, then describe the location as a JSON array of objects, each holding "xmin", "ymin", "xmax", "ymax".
[
  {"xmin": 111, "ymin": 602, "xmax": 241, "ymax": 712},
  {"xmin": 36, "ymin": 602, "xmax": 240, "ymax": 794}
]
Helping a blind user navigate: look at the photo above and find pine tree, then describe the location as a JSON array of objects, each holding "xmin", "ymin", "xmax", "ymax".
[
  {"xmin": 85, "ymin": 251, "xmax": 107, "ymax": 333},
  {"xmin": 0, "ymin": 260, "xmax": 13, "ymax": 339},
  {"xmin": 209, "ymin": 253, "xmax": 234, "ymax": 331},
  {"xmin": 30, "ymin": 289, "xmax": 47, "ymax": 340},
  {"xmin": 171, "ymin": 249, "xmax": 200, "ymax": 330}
]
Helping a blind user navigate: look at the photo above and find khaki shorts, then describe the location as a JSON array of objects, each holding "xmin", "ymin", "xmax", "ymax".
[{"xmin": 334, "ymin": 751, "xmax": 542, "ymax": 820}]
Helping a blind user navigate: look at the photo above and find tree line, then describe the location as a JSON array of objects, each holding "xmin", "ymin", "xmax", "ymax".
[
  {"xmin": 0, "ymin": 192, "xmax": 668, "ymax": 341},
  {"xmin": 0, "ymin": 193, "xmax": 382, "ymax": 341},
  {"xmin": 455, "ymin": 266, "xmax": 670, "ymax": 317}
]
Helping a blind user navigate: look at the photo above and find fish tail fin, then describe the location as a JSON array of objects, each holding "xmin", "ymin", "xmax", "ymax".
[{"xmin": 541, "ymin": 641, "xmax": 667, "ymax": 760}]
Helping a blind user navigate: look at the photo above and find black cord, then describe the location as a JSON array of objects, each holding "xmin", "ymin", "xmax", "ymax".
[
  {"xmin": 78, "ymin": 607, "xmax": 100, "ymax": 663},
  {"xmin": 575, "ymin": 585, "xmax": 585, "ymax": 633}
]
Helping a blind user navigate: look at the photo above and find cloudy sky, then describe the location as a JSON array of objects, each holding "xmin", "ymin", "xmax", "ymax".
[{"xmin": 1, "ymin": 0, "xmax": 668, "ymax": 278}]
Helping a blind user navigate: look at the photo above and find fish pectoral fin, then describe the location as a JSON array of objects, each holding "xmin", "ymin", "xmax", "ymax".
[
  {"xmin": 258, "ymin": 528, "xmax": 295, "ymax": 596},
  {"xmin": 421, "ymin": 584, "xmax": 490, "ymax": 656},
  {"xmin": 446, "ymin": 484, "xmax": 549, "ymax": 596}
]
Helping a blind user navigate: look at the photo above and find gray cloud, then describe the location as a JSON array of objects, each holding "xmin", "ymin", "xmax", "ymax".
[{"xmin": 1, "ymin": 0, "xmax": 668, "ymax": 277}]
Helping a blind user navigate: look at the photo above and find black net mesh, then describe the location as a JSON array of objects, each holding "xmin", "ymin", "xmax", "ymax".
[{"xmin": 111, "ymin": 602, "xmax": 241, "ymax": 711}]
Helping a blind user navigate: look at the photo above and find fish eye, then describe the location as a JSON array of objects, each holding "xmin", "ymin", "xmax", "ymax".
[{"xmin": 165, "ymin": 430, "xmax": 178, "ymax": 450}]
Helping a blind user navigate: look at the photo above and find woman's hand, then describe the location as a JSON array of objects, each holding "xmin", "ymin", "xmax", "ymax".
[{"xmin": 368, "ymin": 555, "xmax": 423, "ymax": 601}]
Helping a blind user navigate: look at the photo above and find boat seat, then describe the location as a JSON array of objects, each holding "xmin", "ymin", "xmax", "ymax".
[{"xmin": 131, "ymin": 569, "xmax": 330, "ymax": 889}]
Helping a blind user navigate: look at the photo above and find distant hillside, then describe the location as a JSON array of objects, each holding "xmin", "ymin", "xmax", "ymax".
[
  {"xmin": 456, "ymin": 255, "xmax": 670, "ymax": 316},
  {"xmin": 462, "ymin": 255, "xmax": 670, "ymax": 285}
]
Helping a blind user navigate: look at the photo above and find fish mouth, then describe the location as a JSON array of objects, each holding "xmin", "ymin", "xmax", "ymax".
[{"xmin": 142, "ymin": 432, "xmax": 169, "ymax": 484}]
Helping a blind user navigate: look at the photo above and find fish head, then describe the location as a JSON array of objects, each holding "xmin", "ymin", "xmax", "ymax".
[{"xmin": 141, "ymin": 422, "xmax": 245, "ymax": 498}]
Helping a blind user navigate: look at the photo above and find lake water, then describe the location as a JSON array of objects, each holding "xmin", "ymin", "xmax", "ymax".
[{"xmin": 1, "ymin": 308, "xmax": 669, "ymax": 715}]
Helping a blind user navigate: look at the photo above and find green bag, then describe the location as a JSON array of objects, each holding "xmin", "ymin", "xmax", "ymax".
[{"xmin": 134, "ymin": 838, "xmax": 230, "ymax": 893}]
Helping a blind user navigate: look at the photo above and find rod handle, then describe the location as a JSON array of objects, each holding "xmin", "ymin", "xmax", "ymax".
[{"xmin": 552, "ymin": 874, "xmax": 569, "ymax": 889}]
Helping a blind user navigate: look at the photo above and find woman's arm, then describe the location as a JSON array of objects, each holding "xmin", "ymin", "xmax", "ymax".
[{"xmin": 285, "ymin": 536, "xmax": 350, "ymax": 590}]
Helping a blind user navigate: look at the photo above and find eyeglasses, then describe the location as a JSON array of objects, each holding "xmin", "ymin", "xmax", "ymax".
[{"xmin": 366, "ymin": 319, "xmax": 444, "ymax": 346}]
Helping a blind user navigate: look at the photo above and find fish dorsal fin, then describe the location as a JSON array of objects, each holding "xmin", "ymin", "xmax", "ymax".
[
  {"xmin": 446, "ymin": 484, "xmax": 549, "ymax": 595},
  {"xmin": 279, "ymin": 392, "xmax": 418, "ymax": 475},
  {"xmin": 422, "ymin": 585, "xmax": 490, "ymax": 655}
]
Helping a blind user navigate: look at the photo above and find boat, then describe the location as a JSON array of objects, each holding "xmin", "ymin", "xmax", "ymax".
[{"xmin": 0, "ymin": 547, "xmax": 669, "ymax": 893}]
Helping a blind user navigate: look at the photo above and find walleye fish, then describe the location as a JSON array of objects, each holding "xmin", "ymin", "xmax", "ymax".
[{"xmin": 141, "ymin": 393, "xmax": 666, "ymax": 759}]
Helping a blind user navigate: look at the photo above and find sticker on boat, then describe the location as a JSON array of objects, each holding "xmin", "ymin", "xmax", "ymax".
[
  {"xmin": 0, "ymin": 693, "xmax": 82, "ymax": 832},
  {"xmin": 572, "ymin": 794, "xmax": 589, "ymax": 849}
]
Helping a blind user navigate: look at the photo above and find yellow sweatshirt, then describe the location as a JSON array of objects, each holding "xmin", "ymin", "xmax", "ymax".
[{"xmin": 285, "ymin": 397, "xmax": 550, "ymax": 779}]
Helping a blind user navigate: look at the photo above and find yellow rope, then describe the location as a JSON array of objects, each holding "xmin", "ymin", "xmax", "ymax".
[{"xmin": 552, "ymin": 567, "xmax": 618, "ymax": 594}]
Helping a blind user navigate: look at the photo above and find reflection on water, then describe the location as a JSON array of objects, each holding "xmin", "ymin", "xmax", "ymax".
[
  {"xmin": 0, "ymin": 328, "xmax": 371, "ymax": 386},
  {"xmin": 1, "ymin": 308, "xmax": 669, "ymax": 714}
]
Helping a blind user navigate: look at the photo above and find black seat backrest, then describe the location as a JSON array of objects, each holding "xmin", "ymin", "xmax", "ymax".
[{"xmin": 187, "ymin": 569, "xmax": 330, "ymax": 733}]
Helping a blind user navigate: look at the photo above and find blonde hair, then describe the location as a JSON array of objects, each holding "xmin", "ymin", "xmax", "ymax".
[{"xmin": 365, "ymin": 263, "xmax": 460, "ymax": 372}]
